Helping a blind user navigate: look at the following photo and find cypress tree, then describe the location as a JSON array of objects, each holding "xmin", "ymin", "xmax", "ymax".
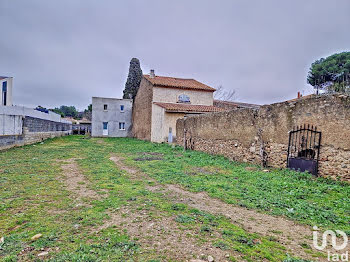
[{"xmin": 123, "ymin": 58, "xmax": 143, "ymax": 99}]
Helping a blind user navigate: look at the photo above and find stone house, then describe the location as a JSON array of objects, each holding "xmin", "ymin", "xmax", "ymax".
[
  {"xmin": 132, "ymin": 70, "xmax": 224, "ymax": 142},
  {"xmin": 91, "ymin": 97, "xmax": 132, "ymax": 137},
  {"xmin": 0, "ymin": 76, "xmax": 13, "ymax": 106}
]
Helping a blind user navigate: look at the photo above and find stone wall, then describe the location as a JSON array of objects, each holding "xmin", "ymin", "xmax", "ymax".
[
  {"xmin": 132, "ymin": 77, "xmax": 154, "ymax": 140},
  {"xmin": 176, "ymin": 94, "xmax": 350, "ymax": 181}
]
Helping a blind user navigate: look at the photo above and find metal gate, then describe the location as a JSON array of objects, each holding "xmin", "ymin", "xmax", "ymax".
[{"xmin": 287, "ymin": 124, "xmax": 321, "ymax": 176}]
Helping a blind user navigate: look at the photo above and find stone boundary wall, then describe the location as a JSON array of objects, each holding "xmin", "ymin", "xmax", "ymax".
[
  {"xmin": 0, "ymin": 116, "xmax": 72, "ymax": 150},
  {"xmin": 176, "ymin": 94, "xmax": 350, "ymax": 180}
]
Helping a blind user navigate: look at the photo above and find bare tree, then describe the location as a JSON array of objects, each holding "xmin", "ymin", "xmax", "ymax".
[{"xmin": 214, "ymin": 85, "xmax": 236, "ymax": 101}]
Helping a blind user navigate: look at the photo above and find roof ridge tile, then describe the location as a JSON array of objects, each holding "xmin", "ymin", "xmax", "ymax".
[{"xmin": 144, "ymin": 74, "xmax": 215, "ymax": 92}]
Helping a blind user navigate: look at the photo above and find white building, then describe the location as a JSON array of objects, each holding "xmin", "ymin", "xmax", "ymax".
[{"xmin": 0, "ymin": 76, "xmax": 13, "ymax": 106}]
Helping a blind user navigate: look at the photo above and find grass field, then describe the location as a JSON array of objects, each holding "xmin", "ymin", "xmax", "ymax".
[{"xmin": 1, "ymin": 136, "xmax": 349, "ymax": 261}]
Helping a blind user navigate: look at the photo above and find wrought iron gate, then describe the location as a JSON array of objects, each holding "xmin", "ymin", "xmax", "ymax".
[{"xmin": 287, "ymin": 124, "xmax": 321, "ymax": 176}]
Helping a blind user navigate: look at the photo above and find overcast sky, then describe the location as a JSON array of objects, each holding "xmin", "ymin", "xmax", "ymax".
[{"xmin": 0, "ymin": 0, "xmax": 349, "ymax": 110}]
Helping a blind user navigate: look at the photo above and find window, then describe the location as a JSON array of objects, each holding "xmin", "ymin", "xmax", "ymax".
[
  {"xmin": 103, "ymin": 104, "xmax": 108, "ymax": 111},
  {"xmin": 103, "ymin": 122, "xmax": 108, "ymax": 130},
  {"xmin": 120, "ymin": 105, "xmax": 124, "ymax": 112},
  {"xmin": 2, "ymin": 81, "xmax": 7, "ymax": 106},
  {"xmin": 119, "ymin": 122, "xmax": 125, "ymax": 130},
  {"xmin": 178, "ymin": 94, "xmax": 190, "ymax": 103},
  {"xmin": 2, "ymin": 81, "xmax": 7, "ymax": 92}
]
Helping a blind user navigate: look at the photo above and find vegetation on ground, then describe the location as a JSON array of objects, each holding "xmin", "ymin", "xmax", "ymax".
[
  {"xmin": 1, "ymin": 136, "xmax": 348, "ymax": 261},
  {"xmin": 117, "ymin": 138, "xmax": 350, "ymax": 233}
]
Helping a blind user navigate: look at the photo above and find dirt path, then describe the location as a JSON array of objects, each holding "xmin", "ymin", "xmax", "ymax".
[
  {"xmin": 106, "ymin": 155, "xmax": 241, "ymax": 261},
  {"xmin": 57, "ymin": 156, "xmax": 239, "ymax": 260},
  {"xmin": 60, "ymin": 159, "xmax": 101, "ymax": 201},
  {"xmin": 98, "ymin": 204, "xmax": 239, "ymax": 261},
  {"xmin": 109, "ymin": 154, "xmax": 329, "ymax": 261}
]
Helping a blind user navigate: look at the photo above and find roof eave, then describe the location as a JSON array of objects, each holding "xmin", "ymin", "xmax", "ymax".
[
  {"xmin": 153, "ymin": 84, "xmax": 215, "ymax": 92},
  {"xmin": 165, "ymin": 110, "xmax": 215, "ymax": 113}
]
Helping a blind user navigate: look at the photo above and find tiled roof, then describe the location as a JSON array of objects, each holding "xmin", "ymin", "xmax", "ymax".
[
  {"xmin": 153, "ymin": 102, "xmax": 225, "ymax": 113},
  {"xmin": 0, "ymin": 76, "xmax": 9, "ymax": 80},
  {"xmin": 144, "ymin": 75, "xmax": 216, "ymax": 92},
  {"xmin": 214, "ymin": 100, "xmax": 260, "ymax": 110}
]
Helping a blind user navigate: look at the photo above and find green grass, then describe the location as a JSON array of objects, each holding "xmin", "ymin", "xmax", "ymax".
[
  {"xmin": 1, "ymin": 136, "xmax": 345, "ymax": 261},
  {"xmin": 109, "ymin": 138, "xmax": 350, "ymax": 233},
  {"xmin": 0, "ymin": 137, "xmax": 142, "ymax": 261}
]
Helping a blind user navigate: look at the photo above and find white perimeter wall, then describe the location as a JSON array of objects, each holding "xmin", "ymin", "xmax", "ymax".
[{"xmin": 0, "ymin": 105, "xmax": 71, "ymax": 136}]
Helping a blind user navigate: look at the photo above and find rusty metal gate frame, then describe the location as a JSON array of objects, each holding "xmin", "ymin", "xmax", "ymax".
[{"xmin": 287, "ymin": 124, "xmax": 322, "ymax": 176}]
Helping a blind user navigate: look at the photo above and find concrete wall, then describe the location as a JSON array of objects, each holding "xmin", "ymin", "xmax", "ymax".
[
  {"xmin": 0, "ymin": 77, "xmax": 13, "ymax": 106},
  {"xmin": 0, "ymin": 116, "xmax": 72, "ymax": 150},
  {"xmin": 176, "ymin": 94, "xmax": 350, "ymax": 181},
  {"xmin": 153, "ymin": 86, "xmax": 214, "ymax": 105},
  {"xmin": 0, "ymin": 114, "xmax": 23, "ymax": 135},
  {"xmin": 0, "ymin": 105, "xmax": 71, "ymax": 136},
  {"xmin": 21, "ymin": 116, "xmax": 71, "ymax": 145},
  {"xmin": 132, "ymin": 78, "xmax": 154, "ymax": 140},
  {"xmin": 0, "ymin": 105, "xmax": 68, "ymax": 122},
  {"xmin": 91, "ymin": 97, "xmax": 132, "ymax": 137},
  {"xmin": 0, "ymin": 105, "xmax": 72, "ymax": 150}
]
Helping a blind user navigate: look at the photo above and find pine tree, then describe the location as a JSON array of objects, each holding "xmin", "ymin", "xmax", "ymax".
[
  {"xmin": 123, "ymin": 58, "xmax": 143, "ymax": 99},
  {"xmin": 307, "ymin": 52, "xmax": 350, "ymax": 94}
]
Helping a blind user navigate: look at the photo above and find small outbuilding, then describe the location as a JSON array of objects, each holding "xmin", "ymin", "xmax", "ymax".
[{"xmin": 72, "ymin": 119, "xmax": 92, "ymax": 135}]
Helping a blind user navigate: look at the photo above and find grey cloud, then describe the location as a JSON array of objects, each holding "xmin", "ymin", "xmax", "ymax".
[{"xmin": 0, "ymin": 0, "xmax": 349, "ymax": 109}]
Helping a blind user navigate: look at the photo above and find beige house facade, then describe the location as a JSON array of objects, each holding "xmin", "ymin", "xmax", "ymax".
[{"xmin": 132, "ymin": 70, "xmax": 224, "ymax": 143}]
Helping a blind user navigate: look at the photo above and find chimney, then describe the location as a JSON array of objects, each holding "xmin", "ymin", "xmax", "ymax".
[
  {"xmin": 297, "ymin": 92, "xmax": 301, "ymax": 99},
  {"xmin": 150, "ymin": 69, "xmax": 155, "ymax": 78}
]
